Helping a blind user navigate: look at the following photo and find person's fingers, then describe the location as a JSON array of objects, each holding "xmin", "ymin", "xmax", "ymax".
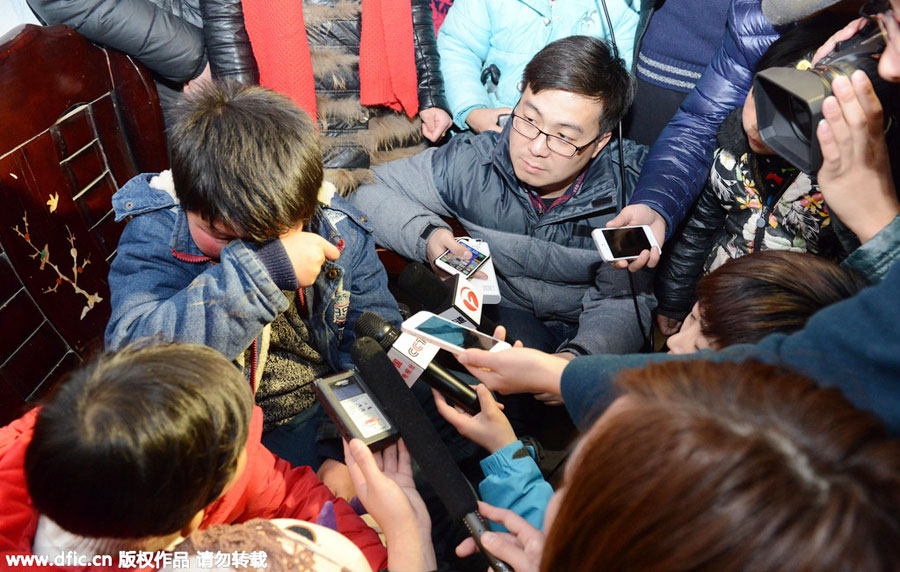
[
  {"xmin": 626, "ymin": 249, "xmax": 651, "ymax": 272},
  {"xmin": 822, "ymin": 92, "xmax": 852, "ymax": 159},
  {"xmin": 849, "ymin": 70, "xmax": 884, "ymax": 139},
  {"xmin": 422, "ymin": 123, "xmax": 439, "ymax": 142},
  {"xmin": 817, "ymin": 117, "xmax": 841, "ymax": 168},
  {"xmin": 449, "ymin": 240, "xmax": 472, "ymax": 258},
  {"xmin": 479, "ymin": 531, "xmax": 533, "ymax": 570},
  {"xmin": 456, "ymin": 348, "xmax": 496, "ymax": 368},
  {"xmin": 492, "ymin": 325, "xmax": 507, "ymax": 342},
  {"xmin": 344, "ymin": 439, "xmax": 368, "ymax": 494},
  {"xmin": 512, "ymin": 339, "xmax": 524, "ymax": 348},
  {"xmin": 321, "ymin": 238, "xmax": 342, "ymax": 261},
  {"xmin": 381, "ymin": 442, "xmax": 398, "ymax": 476},
  {"xmin": 605, "ymin": 210, "xmax": 627, "ymax": 228},
  {"xmin": 812, "ymin": 17, "xmax": 865, "ymax": 64},
  {"xmin": 647, "ymin": 246, "xmax": 661, "ymax": 269},
  {"xmin": 432, "ymin": 388, "xmax": 470, "ymax": 428},
  {"xmin": 475, "ymin": 383, "xmax": 501, "ymax": 413},
  {"xmin": 476, "ymin": 501, "xmax": 533, "ymax": 535},
  {"xmin": 612, "ymin": 259, "xmax": 629, "ymax": 270},
  {"xmin": 396, "ymin": 439, "xmax": 413, "ymax": 478},
  {"xmin": 455, "ymin": 537, "xmax": 479, "ymax": 558},
  {"xmin": 832, "ymin": 75, "xmax": 867, "ymax": 138},
  {"xmin": 534, "ymin": 392, "xmax": 561, "ymax": 403}
]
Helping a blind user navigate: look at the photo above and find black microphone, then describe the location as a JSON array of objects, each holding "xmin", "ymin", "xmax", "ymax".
[
  {"xmin": 350, "ymin": 337, "xmax": 513, "ymax": 572},
  {"xmin": 398, "ymin": 262, "xmax": 498, "ymax": 334},
  {"xmin": 354, "ymin": 311, "xmax": 480, "ymax": 415}
]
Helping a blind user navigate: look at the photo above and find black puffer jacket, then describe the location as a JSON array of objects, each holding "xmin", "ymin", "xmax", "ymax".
[{"xmin": 27, "ymin": 0, "xmax": 257, "ymax": 119}]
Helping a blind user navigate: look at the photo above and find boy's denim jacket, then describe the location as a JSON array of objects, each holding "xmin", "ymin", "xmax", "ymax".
[{"xmin": 105, "ymin": 172, "xmax": 401, "ymax": 378}]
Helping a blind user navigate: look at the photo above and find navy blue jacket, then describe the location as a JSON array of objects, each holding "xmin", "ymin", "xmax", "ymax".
[{"xmin": 630, "ymin": 0, "xmax": 779, "ymax": 236}]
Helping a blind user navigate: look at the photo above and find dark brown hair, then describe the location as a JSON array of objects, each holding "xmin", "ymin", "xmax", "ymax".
[
  {"xmin": 522, "ymin": 35, "xmax": 634, "ymax": 135},
  {"xmin": 697, "ymin": 251, "xmax": 867, "ymax": 347},
  {"xmin": 26, "ymin": 343, "xmax": 253, "ymax": 538},
  {"xmin": 170, "ymin": 82, "xmax": 323, "ymax": 242},
  {"xmin": 542, "ymin": 360, "xmax": 900, "ymax": 571}
]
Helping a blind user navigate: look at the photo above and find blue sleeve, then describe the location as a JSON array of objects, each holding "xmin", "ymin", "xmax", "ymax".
[
  {"xmin": 842, "ymin": 215, "xmax": 900, "ymax": 283},
  {"xmin": 629, "ymin": 0, "xmax": 778, "ymax": 236},
  {"xmin": 478, "ymin": 441, "xmax": 554, "ymax": 532},
  {"xmin": 334, "ymin": 226, "xmax": 403, "ymax": 370},
  {"xmin": 561, "ymin": 260, "xmax": 900, "ymax": 435},
  {"xmin": 436, "ymin": 0, "xmax": 495, "ymax": 127},
  {"xmin": 105, "ymin": 211, "xmax": 287, "ymax": 359}
]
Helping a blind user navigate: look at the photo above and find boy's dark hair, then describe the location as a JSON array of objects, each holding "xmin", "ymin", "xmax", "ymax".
[
  {"xmin": 25, "ymin": 343, "xmax": 253, "ymax": 538},
  {"xmin": 522, "ymin": 35, "xmax": 635, "ymax": 135},
  {"xmin": 169, "ymin": 82, "xmax": 323, "ymax": 242}
]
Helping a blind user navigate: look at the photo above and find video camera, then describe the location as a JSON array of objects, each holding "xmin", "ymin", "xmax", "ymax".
[{"xmin": 754, "ymin": 22, "xmax": 898, "ymax": 173}]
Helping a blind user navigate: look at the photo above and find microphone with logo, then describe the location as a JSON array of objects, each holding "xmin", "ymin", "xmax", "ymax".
[
  {"xmin": 354, "ymin": 311, "xmax": 480, "ymax": 415},
  {"xmin": 398, "ymin": 262, "xmax": 498, "ymax": 334},
  {"xmin": 350, "ymin": 336, "xmax": 513, "ymax": 572}
]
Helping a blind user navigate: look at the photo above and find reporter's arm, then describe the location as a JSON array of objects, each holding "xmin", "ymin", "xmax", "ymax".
[
  {"xmin": 456, "ymin": 347, "xmax": 568, "ymax": 396},
  {"xmin": 560, "ymin": 261, "xmax": 900, "ymax": 433},
  {"xmin": 478, "ymin": 442, "xmax": 554, "ymax": 532},
  {"xmin": 349, "ymin": 147, "xmax": 455, "ymax": 263}
]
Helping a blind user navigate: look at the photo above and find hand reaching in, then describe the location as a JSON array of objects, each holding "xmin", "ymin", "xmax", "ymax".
[
  {"xmin": 344, "ymin": 439, "xmax": 436, "ymax": 572},
  {"xmin": 433, "ymin": 384, "xmax": 517, "ymax": 453},
  {"xmin": 465, "ymin": 107, "xmax": 513, "ymax": 134},
  {"xmin": 456, "ymin": 501, "xmax": 544, "ymax": 572},
  {"xmin": 420, "ymin": 107, "xmax": 453, "ymax": 142},
  {"xmin": 816, "ymin": 71, "xmax": 898, "ymax": 244},
  {"xmin": 605, "ymin": 204, "xmax": 665, "ymax": 272}
]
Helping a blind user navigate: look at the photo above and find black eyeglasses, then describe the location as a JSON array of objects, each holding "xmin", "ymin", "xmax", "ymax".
[
  {"xmin": 860, "ymin": 0, "xmax": 896, "ymax": 42},
  {"xmin": 509, "ymin": 112, "xmax": 600, "ymax": 157}
]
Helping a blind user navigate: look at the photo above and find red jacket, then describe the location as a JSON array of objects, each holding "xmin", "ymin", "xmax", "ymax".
[{"xmin": 0, "ymin": 407, "xmax": 387, "ymax": 571}]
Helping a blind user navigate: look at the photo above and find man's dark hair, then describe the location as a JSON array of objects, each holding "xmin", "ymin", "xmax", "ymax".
[
  {"xmin": 522, "ymin": 35, "xmax": 635, "ymax": 135},
  {"xmin": 25, "ymin": 343, "xmax": 253, "ymax": 538},
  {"xmin": 169, "ymin": 82, "xmax": 323, "ymax": 242}
]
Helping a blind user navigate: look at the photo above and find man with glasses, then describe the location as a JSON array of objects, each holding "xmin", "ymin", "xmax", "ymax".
[
  {"xmin": 350, "ymin": 35, "xmax": 653, "ymax": 367},
  {"xmin": 451, "ymin": 0, "xmax": 900, "ymax": 437}
]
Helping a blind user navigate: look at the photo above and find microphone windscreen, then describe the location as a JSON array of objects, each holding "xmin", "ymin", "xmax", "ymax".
[
  {"xmin": 351, "ymin": 337, "xmax": 477, "ymax": 521},
  {"xmin": 761, "ymin": 0, "xmax": 841, "ymax": 25},
  {"xmin": 353, "ymin": 311, "xmax": 400, "ymax": 349},
  {"xmin": 398, "ymin": 262, "xmax": 451, "ymax": 311}
]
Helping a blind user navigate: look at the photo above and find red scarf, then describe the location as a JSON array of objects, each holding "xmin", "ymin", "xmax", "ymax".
[{"xmin": 241, "ymin": 0, "xmax": 419, "ymax": 120}]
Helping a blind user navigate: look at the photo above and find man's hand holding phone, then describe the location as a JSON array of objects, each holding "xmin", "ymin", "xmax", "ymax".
[
  {"xmin": 426, "ymin": 229, "xmax": 488, "ymax": 279},
  {"xmin": 604, "ymin": 204, "xmax": 665, "ymax": 272}
]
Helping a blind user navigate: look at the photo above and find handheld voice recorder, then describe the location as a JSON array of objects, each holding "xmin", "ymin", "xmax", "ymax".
[{"xmin": 315, "ymin": 370, "xmax": 398, "ymax": 450}]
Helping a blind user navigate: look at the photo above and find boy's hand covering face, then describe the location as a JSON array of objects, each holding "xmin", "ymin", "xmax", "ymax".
[{"xmin": 279, "ymin": 226, "xmax": 341, "ymax": 288}]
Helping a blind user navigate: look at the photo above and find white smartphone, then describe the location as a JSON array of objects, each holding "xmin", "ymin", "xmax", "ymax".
[
  {"xmin": 591, "ymin": 225, "xmax": 659, "ymax": 262},
  {"xmin": 401, "ymin": 311, "xmax": 511, "ymax": 354},
  {"xmin": 434, "ymin": 239, "xmax": 491, "ymax": 279}
]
